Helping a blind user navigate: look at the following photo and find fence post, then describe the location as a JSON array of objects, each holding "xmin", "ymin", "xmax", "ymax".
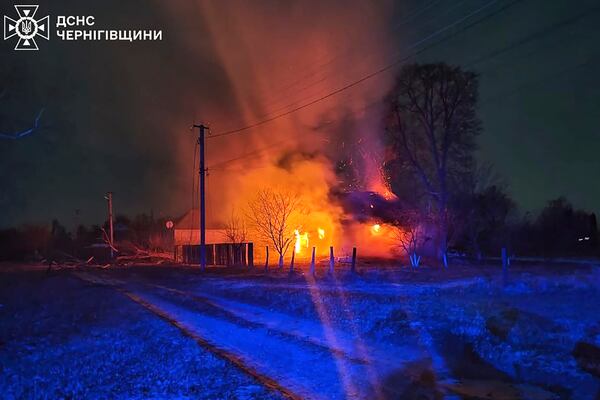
[
  {"xmin": 226, "ymin": 244, "xmax": 235, "ymax": 267},
  {"xmin": 248, "ymin": 243, "xmax": 254, "ymax": 269},
  {"xmin": 265, "ymin": 246, "xmax": 269, "ymax": 272},
  {"xmin": 351, "ymin": 247, "xmax": 357, "ymax": 273},
  {"xmin": 290, "ymin": 251, "xmax": 295, "ymax": 273},
  {"xmin": 241, "ymin": 244, "xmax": 247, "ymax": 267},
  {"xmin": 501, "ymin": 247, "xmax": 508, "ymax": 285},
  {"xmin": 329, "ymin": 246, "xmax": 334, "ymax": 274},
  {"xmin": 310, "ymin": 247, "xmax": 316, "ymax": 276}
]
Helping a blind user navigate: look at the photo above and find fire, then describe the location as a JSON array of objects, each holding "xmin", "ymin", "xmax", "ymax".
[
  {"xmin": 227, "ymin": 155, "xmax": 399, "ymax": 260},
  {"xmin": 293, "ymin": 225, "xmax": 329, "ymax": 257},
  {"xmin": 318, "ymin": 228, "xmax": 325, "ymax": 239},
  {"xmin": 370, "ymin": 224, "xmax": 381, "ymax": 235},
  {"xmin": 294, "ymin": 229, "xmax": 309, "ymax": 254},
  {"xmin": 170, "ymin": 2, "xmax": 400, "ymax": 262}
]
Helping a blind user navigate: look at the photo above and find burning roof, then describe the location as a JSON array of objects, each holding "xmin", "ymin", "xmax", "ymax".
[{"xmin": 333, "ymin": 190, "xmax": 401, "ymax": 224}]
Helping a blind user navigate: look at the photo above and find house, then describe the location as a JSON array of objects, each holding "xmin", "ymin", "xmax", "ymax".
[
  {"xmin": 173, "ymin": 209, "xmax": 253, "ymax": 265},
  {"xmin": 173, "ymin": 208, "xmax": 228, "ymax": 247}
]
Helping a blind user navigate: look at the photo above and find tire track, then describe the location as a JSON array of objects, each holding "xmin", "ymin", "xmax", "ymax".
[
  {"xmin": 146, "ymin": 283, "xmax": 374, "ymax": 366},
  {"xmin": 72, "ymin": 272, "xmax": 303, "ymax": 400}
]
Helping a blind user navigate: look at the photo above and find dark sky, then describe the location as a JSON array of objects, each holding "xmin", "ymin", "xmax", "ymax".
[{"xmin": 1, "ymin": 0, "xmax": 599, "ymax": 229}]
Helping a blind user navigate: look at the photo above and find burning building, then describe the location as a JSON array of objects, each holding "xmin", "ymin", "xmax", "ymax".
[{"xmin": 156, "ymin": 2, "xmax": 404, "ymax": 262}]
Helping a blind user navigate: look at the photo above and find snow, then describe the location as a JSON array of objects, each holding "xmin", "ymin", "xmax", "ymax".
[
  {"xmin": 0, "ymin": 271, "xmax": 283, "ymax": 399},
  {"xmin": 1, "ymin": 263, "xmax": 599, "ymax": 399}
]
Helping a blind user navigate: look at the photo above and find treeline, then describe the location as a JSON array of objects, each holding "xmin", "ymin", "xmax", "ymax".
[
  {"xmin": 453, "ymin": 192, "xmax": 598, "ymax": 259},
  {"xmin": 0, "ymin": 213, "xmax": 173, "ymax": 262},
  {"xmin": 374, "ymin": 63, "xmax": 598, "ymax": 262}
]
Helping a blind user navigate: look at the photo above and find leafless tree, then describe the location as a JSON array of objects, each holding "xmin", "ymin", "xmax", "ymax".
[
  {"xmin": 393, "ymin": 209, "xmax": 429, "ymax": 268},
  {"xmin": 0, "ymin": 89, "xmax": 44, "ymax": 140},
  {"xmin": 224, "ymin": 210, "xmax": 248, "ymax": 265},
  {"xmin": 247, "ymin": 188, "xmax": 301, "ymax": 269},
  {"xmin": 224, "ymin": 210, "xmax": 248, "ymax": 245},
  {"xmin": 385, "ymin": 63, "xmax": 481, "ymax": 266}
]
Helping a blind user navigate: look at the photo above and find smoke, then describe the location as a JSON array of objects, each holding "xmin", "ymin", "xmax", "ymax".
[{"xmin": 153, "ymin": 0, "xmax": 400, "ymax": 256}]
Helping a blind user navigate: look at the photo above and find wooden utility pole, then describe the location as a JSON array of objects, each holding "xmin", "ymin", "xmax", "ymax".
[{"xmin": 193, "ymin": 124, "xmax": 208, "ymax": 271}]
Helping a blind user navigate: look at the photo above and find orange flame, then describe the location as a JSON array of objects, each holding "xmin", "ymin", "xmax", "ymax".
[
  {"xmin": 318, "ymin": 228, "xmax": 325, "ymax": 240},
  {"xmin": 294, "ymin": 229, "xmax": 310, "ymax": 255}
]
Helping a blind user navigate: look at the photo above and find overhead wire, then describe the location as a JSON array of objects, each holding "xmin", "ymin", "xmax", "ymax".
[
  {"xmin": 188, "ymin": 141, "xmax": 199, "ymax": 245},
  {"xmin": 208, "ymin": 138, "xmax": 295, "ymax": 171},
  {"xmin": 255, "ymin": 0, "xmax": 468, "ymax": 115},
  {"xmin": 207, "ymin": 9, "xmax": 600, "ymax": 175},
  {"xmin": 208, "ymin": 0, "xmax": 520, "ymax": 139}
]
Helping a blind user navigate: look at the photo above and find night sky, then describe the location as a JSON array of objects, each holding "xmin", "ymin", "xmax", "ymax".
[{"xmin": 1, "ymin": 0, "xmax": 599, "ymax": 229}]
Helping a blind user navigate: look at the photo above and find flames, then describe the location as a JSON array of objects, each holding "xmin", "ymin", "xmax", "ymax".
[
  {"xmin": 287, "ymin": 173, "xmax": 398, "ymax": 260},
  {"xmin": 318, "ymin": 228, "xmax": 325, "ymax": 240},
  {"xmin": 163, "ymin": 2, "xmax": 399, "ymax": 261},
  {"xmin": 294, "ymin": 229, "xmax": 309, "ymax": 254},
  {"xmin": 293, "ymin": 226, "xmax": 328, "ymax": 257},
  {"xmin": 222, "ymin": 154, "xmax": 400, "ymax": 261},
  {"xmin": 370, "ymin": 224, "xmax": 381, "ymax": 235},
  {"xmin": 292, "ymin": 222, "xmax": 395, "ymax": 259}
]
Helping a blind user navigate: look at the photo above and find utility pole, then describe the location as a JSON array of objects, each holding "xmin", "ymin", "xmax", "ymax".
[
  {"xmin": 105, "ymin": 192, "xmax": 114, "ymax": 259},
  {"xmin": 193, "ymin": 124, "xmax": 208, "ymax": 270}
]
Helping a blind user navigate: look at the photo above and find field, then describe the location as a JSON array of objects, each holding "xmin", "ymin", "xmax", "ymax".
[{"xmin": 1, "ymin": 262, "xmax": 599, "ymax": 399}]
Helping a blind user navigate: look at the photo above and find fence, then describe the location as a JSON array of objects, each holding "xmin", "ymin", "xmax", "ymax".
[{"xmin": 175, "ymin": 243, "xmax": 254, "ymax": 267}]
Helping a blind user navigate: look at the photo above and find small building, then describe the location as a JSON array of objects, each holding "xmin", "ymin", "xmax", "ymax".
[
  {"xmin": 172, "ymin": 209, "xmax": 253, "ymax": 266},
  {"xmin": 173, "ymin": 208, "xmax": 227, "ymax": 247}
]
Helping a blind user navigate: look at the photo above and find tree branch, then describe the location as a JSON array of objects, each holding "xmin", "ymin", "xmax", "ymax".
[{"xmin": 0, "ymin": 108, "xmax": 45, "ymax": 140}]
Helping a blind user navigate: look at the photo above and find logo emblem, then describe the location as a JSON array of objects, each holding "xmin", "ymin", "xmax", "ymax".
[{"xmin": 4, "ymin": 5, "xmax": 50, "ymax": 51}]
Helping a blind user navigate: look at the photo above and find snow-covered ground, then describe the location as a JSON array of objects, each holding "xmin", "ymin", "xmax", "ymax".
[
  {"xmin": 0, "ymin": 269, "xmax": 283, "ymax": 400},
  {"xmin": 1, "ymin": 263, "xmax": 599, "ymax": 399}
]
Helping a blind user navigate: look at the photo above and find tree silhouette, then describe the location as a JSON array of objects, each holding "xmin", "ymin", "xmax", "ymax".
[
  {"xmin": 384, "ymin": 63, "xmax": 481, "ymax": 266},
  {"xmin": 247, "ymin": 188, "xmax": 301, "ymax": 269}
]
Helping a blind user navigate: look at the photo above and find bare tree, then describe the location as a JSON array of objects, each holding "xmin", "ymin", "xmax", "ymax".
[
  {"xmin": 393, "ymin": 209, "xmax": 429, "ymax": 268},
  {"xmin": 223, "ymin": 210, "xmax": 248, "ymax": 245},
  {"xmin": 223, "ymin": 210, "xmax": 248, "ymax": 265},
  {"xmin": 247, "ymin": 188, "xmax": 301, "ymax": 269},
  {"xmin": 0, "ymin": 89, "xmax": 44, "ymax": 140},
  {"xmin": 385, "ymin": 63, "xmax": 481, "ymax": 266}
]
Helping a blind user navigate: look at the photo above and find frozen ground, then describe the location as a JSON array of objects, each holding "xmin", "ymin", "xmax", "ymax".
[
  {"xmin": 0, "ymin": 268, "xmax": 283, "ymax": 400},
  {"xmin": 1, "ymin": 262, "xmax": 599, "ymax": 399}
]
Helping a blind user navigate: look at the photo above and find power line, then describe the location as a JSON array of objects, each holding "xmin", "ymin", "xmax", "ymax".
[
  {"xmin": 465, "ymin": 6, "xmax": 600, "ymax": 70},
  {"xmin": 206, "ymin": 6, "xmax": 600, "ymax": 176},
  {"xmin": 208, "ymin": 139, "xmax": 294, "ymax": 171},
  {"xmin": 206, "ymin": 133, "xmax": 336, "ymax": 171},
  {"xmin": 280, "ymin": 0, "xmax": 596, "ymax": 132},
  {"xmin": 209, "ymin": 0, "xmax": 520, "ymax": 139},
  {"xmin": 211, "ymin": 50, "xmax": 600, "ymax": 178},
  {"xmin": 256, "ymin": 0, "xmax": 468, "ymax": 114},
  {"xmin": 480, "ymin": 52, "xmax": 600, "ymax": 105},
  {"xmin": 279, "ymin": 1, "xmax": 596, "ymax": 128},
  {"xmin": 187, "ymin": 141, "xmax": 199, "ymax": 245}
]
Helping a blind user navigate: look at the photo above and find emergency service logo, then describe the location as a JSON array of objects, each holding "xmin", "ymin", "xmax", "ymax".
[{"xmin": 3, "ymin": 5, "xmax": 50, "ymax": 51}]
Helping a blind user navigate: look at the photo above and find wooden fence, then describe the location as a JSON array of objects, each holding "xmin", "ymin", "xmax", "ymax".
[{"xmin": 175, "ymin": 243, "xmax": 254, "ymax": 267}]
